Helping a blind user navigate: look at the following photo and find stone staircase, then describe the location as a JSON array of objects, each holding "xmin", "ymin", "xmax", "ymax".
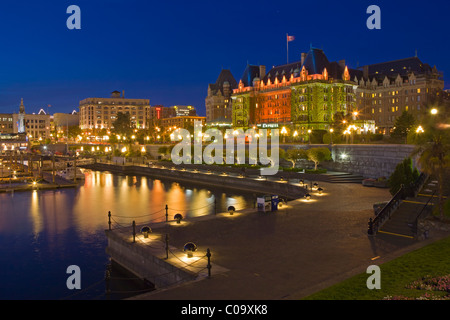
[
  {"xmin": 323, "ymin": 172, "xmax": 364, "ymax": 184},
  {"xmin": 378, "ymin": 180, "xmax": 438, "ymax": 238}
]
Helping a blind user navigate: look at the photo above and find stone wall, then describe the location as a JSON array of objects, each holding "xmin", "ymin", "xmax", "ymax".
[
  {"xmin": 328, "ymin": 144, "xmax": 417, "ymax": 179},
  {"xmin": 282, "ymin": 144, "xmax": 417, "ymax": 179},
  {"xmin": 136, "ymin": 143, "xmax": 418, "ymax": 180}
]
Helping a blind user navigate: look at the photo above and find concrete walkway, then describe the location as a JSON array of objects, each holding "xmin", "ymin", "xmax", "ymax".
[{"xmin": 125, "ymin": 181, "xmax": 443, "ymax": 300}]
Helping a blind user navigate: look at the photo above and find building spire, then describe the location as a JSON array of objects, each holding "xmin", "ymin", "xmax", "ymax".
[{"xmin": 19, "ymin": 98, "xmax": 25, "ymax": 113}]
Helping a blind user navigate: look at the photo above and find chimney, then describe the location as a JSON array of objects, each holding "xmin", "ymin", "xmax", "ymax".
[
  {"xmin": 259, "ymin": 65, "xmax": 266, "ymax": 78},
  {"xmin": 363, "ymin": 65, "xmax": 369, "ymax": 79},
  {"xmin": 301, "ymin": 53, "xmax": 307, "ymax": 65},
  {"xmin": 122, "ymin": 90, "xmax": 125, "ymax": 98},
  {"xmin": 339, "ymin": 59, "xmax": 346, "ymax": 70}
]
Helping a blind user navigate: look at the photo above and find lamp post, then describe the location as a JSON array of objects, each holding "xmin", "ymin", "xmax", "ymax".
[
  {"xmin": 293, "ymin": 130, "xmax": 298, "ymax": 143},
  {"xmin": 307, "ymin": 129, "xmax": 312, "ymax": 145},
  {"xmin": 281, "ymin": 126, "xmax": 287, "ymax": 143},
  {"xmin": 329, "ymin": 128, "xmax": 334, "ymax": 145}
]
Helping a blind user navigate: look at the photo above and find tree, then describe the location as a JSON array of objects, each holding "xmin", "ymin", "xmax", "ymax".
[
  {"xmin": 306, "ymin": 147, "xmax": 331, "ymax": 170},
  {"xmin": 412, "ymin": 108, "xmax": 450, "ymax": 219},
  {"xmin": 387, "ymin": 157, "xmax": 419, "ymax": 196},
  {"xmin": 68, "ymin": 125, "xmax": 82, "ymax": 140},
  {"xmin": 112, "ymin": 112, "xmax": 132, "ymax": 136},
  {"xmin": 284, "ymin": 148, "xmax": 308, "ymax": 168},
  {"xmin": 391, "ymin": 111, "xmax": 416, "ymax": 142}
]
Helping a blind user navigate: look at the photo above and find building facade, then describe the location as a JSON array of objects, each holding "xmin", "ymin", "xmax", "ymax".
[
  {"xmin": 0, "ymin": 114, "xmax": 14, "ymax": 134},
  {"xmin": 205, "ymin": 69, "xmax": 237, "ymax": 124},
  {"xmin": 79, "ymin": 90, "xmax": 150, "ymax": 130},
  {"xmin": 148, "ymin": 105, "xmax": 176, "ymax": 126},
  {"xmin": 160, "ymin": 116, "xmax": 206, "ymax": 131},
  {"xmin": 232, "ymin": 48, "xmax": 445, "ymax": 137},
  {"xmin": 9, "ymin": 100, "xmax": 51, "ymax": 140},
  {"xmin": 232, "ymin": 48, "xmax": 357, "ymax": 137},
  {"xmin": 172, "ymin": 105, "xmax": 196, "ymax": 117},
  {"xmin": 354, "ymin": 57, "xmax": 444, "ymax": 134}
]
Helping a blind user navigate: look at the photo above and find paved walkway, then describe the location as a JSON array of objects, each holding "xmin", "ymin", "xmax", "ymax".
[{"xmin": 126, "ymin": 181, "xmax": 446, "ymax": 300}]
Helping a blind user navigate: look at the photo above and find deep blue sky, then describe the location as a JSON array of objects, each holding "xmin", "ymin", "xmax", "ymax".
[{"xmin": 0, "ymin": 0, "xmax": 449, "ymax": 116}]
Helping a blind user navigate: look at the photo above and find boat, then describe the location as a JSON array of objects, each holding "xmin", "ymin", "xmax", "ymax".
[{"xmin": 57, "ymin": 167, "xmax": 85, "ymax": 181}]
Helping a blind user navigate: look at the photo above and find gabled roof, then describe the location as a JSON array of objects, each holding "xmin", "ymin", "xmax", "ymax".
[
  {"xmin": 364, "ymin": 57, "xmax": 432, "ymax": 77},
  {"xmin": 208, "ymin": 69, "xmax": 237, "ymax": 95},
  {"xmin": 240, "ymin": 64, "xmax": 262, "ymax": 87},
  {"xmin": 262, "ymin": 47, "xmax": 357, "ymax": 84},
  {"xmin": 302, "ymin": 48, "xmax": 330, "ymax": 75}
]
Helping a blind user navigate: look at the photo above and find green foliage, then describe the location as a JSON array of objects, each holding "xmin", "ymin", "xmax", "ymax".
[
  {"xmin": 391, "ymin": 111, "xmax": 416, "ymax": 140},
  {"xmin": 112, "ymin": 112, "xmax": 132, "ymax": 136},
  {"xmin": 157, "ymin": 146, "xmax": 168, "ymax": 154},
  {"xmin": 413, "ymin": 107, "xmax": 450, "ymax": 218},
  {"xmin": 304, "ymin": 236, "xmax": 450, "ymax": 300},
  {"xmin": 388, "ymin": 157, "xmax": 417, "ymax": 196},
  {"xmin": 310, "ymin": 130, "xmax": 326, "ymax": 144},
  {"xmin": 306, "ymin": 147, "xmax": 331, "ymax": 170},
  {"xmin": 68, "ymin": 125, "xmax": 82, "ymax": 139},
  {"xmin": 283, "ymin": 148, "xmax": 308, "ymax": 168}
]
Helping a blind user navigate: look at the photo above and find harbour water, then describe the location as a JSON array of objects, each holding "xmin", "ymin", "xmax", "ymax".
[{"xmin": 0, "ymin": 169, "xmax": 255, "ymax": 300}]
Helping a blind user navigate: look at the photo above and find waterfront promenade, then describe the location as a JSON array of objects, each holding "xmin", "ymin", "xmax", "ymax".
[{"xmin": 105, "ymin": 178, "xmax": 438, "ymax": 300}]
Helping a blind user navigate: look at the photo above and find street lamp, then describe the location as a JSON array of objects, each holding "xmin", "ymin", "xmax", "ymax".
[
  {"xmin": 281, "ymin": 127, "xmax": 287, "ymax": 143},
  {"xmin": 416, "ymin": 125, "xmax": 424, "ymax": 134},
  {"xmin": 308, "ymin": 129, "xmax": 312, "ymax": 144},
  {"xmin": 329, "ymin": 128, "xmax": 334, "ymax": 145},
  {"xmin": 430, "ymin": 108, "xmax": 438, "ymax": 115}
]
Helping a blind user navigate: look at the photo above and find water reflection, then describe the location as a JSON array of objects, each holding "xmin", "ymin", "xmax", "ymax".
[{"xmin": 0, "ymin": 170, "xmax": 255, "ymax": 299}]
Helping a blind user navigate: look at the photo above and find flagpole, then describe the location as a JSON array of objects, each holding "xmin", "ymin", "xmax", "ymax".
[{"xmin": 286, "ymin": 33, "xmax": 289, "ymax": 64}]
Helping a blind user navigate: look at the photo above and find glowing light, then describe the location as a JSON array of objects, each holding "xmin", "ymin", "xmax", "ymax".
[
  {"xmin": 430, "ymin": 108, "xmax": 438, "ymax": 115},
  {"xmin": 416, "ymin": 125, "xmax": 424, "ymax": 133}
]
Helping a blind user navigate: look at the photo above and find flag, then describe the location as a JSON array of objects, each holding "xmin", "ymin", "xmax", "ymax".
[{"xmin": 287, "ymin": 35, "xmax": 295, "ymax": 42}]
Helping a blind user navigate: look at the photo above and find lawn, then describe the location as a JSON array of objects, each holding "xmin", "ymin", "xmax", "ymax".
[{"xmin": 303, "ymin": 235, "xmax": 450, "ymax": 300}]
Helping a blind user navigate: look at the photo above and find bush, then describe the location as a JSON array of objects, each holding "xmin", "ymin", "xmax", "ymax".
[{"xmin": 388, "ymin": 157, "xmax": 418, "ymax": 196}]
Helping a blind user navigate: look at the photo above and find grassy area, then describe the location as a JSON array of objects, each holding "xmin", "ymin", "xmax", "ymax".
[{"xmin": 303, "ymin": 236, "xmax": 450, "ymax": 300}]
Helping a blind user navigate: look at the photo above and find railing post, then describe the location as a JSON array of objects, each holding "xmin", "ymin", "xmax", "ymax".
[
  {"xmin": 132, "ymin": 220, "xmax": 136, "ymax": 243},
  {"xmin": 368, "ymin": 218, "xmax": 374, "ymax": 235},
  {"xmin": 165, "ymin": 204, "xmax": 168, "ymax": 222},
  {"xmin": 108, "ymin": 211, "xmax": 111, "ymax": 230},
  {"xmin": 165, "ymin": 234, "xmax": 169, "ymax": 260},
  {"xmin": 206, "ymin": 248, "xmax": 212, "ymax": 278}
]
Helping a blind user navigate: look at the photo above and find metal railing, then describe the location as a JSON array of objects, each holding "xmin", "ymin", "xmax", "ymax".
[
  {"xmin": 411, "ymin": 189, "xmax": 437, "ymax": 237},
  {"xmin": 368, "ymin": 172, "xmax": 427, "ymax": 235}
]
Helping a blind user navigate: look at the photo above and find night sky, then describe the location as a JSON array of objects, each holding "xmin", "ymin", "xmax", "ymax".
[{"xmin": 0, "ymin": 0, "xmax": 448, "ymax": 116}]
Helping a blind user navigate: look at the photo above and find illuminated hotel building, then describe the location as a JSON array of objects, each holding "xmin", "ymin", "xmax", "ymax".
[
  {"xmin": 232, "ymin": 47, "xmax": 357, "ymax": 136},
  {"xmin": 232, "ymin": 47, "xmax": 445, "ymax": 136},
  {"xmin": 354, "ymin": 57, "xmax": 444, "ymax": 134},
  {"xmin": 79, "ymin": 90, "xmax": 150, "ymax": 130}
]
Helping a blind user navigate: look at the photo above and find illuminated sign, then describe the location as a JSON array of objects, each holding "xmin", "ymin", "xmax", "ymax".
[{"xmin": 257, "ymin": 123, "xmax": 279, "ymax": 129}]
